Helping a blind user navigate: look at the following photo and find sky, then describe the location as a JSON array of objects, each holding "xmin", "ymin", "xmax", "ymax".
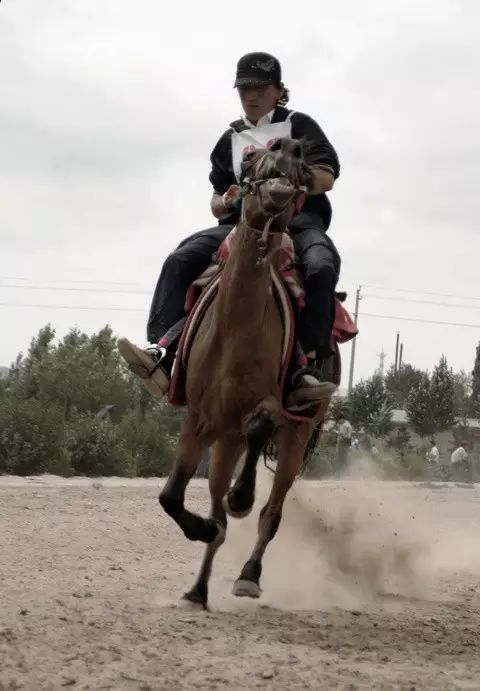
[{"xmin": 1, "ymin": 0, "xmax": 479, "ymax": 387}]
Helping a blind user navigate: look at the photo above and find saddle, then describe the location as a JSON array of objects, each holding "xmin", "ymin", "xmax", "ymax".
[{"xmin": 163, "ymin": 227, "xmax": 357, "ymax": 417}]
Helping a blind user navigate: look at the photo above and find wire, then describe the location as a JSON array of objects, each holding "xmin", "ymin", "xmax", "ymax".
[
  {"xmin": 365, "ymin": 294, "xmax": 480, "ymax": 310},
  {"xmin": 0, "ymin": 276, "xmax": 144, "ymax": 287},
  {"xmin": 0, "ymin": 283, "xmax": 150, "ymax": 295},
  {"xmin": 361, "ymin": 312, "xmax": 480, "ymax": 329},
  {"xmin": 363, "ymin": 284, "xmax": 480, "ymax": 302},
  {"xmin": 1, "ymin": 302, "xmax": 479, "ymax": 329},
  {"xmin": 0, "ymin": 302, "xmax": 144, "ymax": 313}
]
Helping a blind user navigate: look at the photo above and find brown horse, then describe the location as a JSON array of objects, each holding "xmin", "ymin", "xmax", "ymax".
[{"xmin": 159, "ymin": 139, "xmax": 337, "ymax": 608}]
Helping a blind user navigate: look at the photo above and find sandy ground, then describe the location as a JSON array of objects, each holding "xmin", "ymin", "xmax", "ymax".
[{"xmin": 1, "ymin": 471, "xmax": 480, "ymax": 690}]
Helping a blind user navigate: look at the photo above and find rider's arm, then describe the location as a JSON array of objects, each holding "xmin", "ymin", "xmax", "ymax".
[
  {"xmin": 291, "ymin": 112, "xmax": 340, "ymax": 190},
  {"xmin": 209, "ymin": 130, "xmax": 239, "ymax": 220},
  {"xmin": 211, "ymin": 193, "xmax": 230, "ymax": 219},
  {"xmin": 308, "ymin": 167, "xmax": 335, "ymax": 195}
]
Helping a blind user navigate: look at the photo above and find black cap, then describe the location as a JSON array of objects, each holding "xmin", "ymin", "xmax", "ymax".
[{"xmin": 234, "ymin": 52, "xmax": 282, "ymax": 88}]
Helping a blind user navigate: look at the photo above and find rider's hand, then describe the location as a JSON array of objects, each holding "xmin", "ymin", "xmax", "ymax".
[{"xmin": 222, "ymin": 185, "xmax": 241, "ymax": 209}]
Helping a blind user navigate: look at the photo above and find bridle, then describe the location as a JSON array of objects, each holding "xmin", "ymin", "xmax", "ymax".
[{"xmin": 239, "ymin": 175, "xmax": 307, "ymax": 267}]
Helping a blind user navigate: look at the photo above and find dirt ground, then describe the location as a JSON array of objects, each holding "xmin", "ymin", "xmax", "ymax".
[{"xmin": 1, "ymin": 471, "xmax": 480, "ymax": 690}]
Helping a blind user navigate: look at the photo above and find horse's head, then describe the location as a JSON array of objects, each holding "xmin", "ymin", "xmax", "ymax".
[{"xmin": 239, "ymin": 138, "xmax": 312, "ymax": 233}]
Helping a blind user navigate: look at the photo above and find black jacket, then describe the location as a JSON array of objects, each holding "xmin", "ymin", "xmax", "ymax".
[{"xmin": 209, "ymin": 106, "xmax": 340, "ymax": 229}]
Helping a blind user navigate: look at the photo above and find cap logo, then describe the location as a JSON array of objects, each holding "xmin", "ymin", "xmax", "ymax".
[{"xmin": 251, "ymin": 58, "xmax": 275, "ymax": 72}]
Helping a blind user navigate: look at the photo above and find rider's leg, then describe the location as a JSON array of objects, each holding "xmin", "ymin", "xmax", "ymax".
[
  {"xmin": 118, "ymin": 225, "xmax": 232, "ymax": 397},
  {"xmin": 290, "ymin": 213, "xmax": 340, "ymax": 387},
  {"xmin": 147, "ymin": 225, "xmax": 233, "ymax": 343}
]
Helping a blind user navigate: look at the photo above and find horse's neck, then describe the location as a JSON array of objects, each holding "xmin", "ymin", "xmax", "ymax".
[{"xmin": 215, "ymin": 221, "xmax": 282, "ymax": 331}]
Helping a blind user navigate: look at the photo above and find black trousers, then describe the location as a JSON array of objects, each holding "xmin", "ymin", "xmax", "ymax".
[{"xmin": 147, "ymin": 212, "xmax": 340, "ymax": 357}]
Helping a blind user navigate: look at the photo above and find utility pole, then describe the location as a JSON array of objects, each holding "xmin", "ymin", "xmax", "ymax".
[
  {"xmin": 399, "ymin": 343, "xmax": 404, "ymax": 369},
  {"xmin": 347, "ymin": 286, "xmax": 362, "ymax": 394},
  {"xmin": 394, "ymin": 332, "xmax": 400, "ymax": 372}
]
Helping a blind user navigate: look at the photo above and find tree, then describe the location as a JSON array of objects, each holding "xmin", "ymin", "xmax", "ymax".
[
  {"xmin": 430, "ymin": 355, "xmax": 456, "ymax": 430},
  {"xmin": 406, "ymin": 372, "xmax": 435, "ymax": 437},
  {"xmin": 470, "ymin": 342, "xmax": 480, "ymax": 419},
  {"xmin": 452, "ymin": 370, "xmax": 472, "ymax": 423},
  {"xmin": 384, "ymin": 364, "xmax": 424, "ymax": 409},
  {"xmin": 406, "ymin": 356, "xmax": 456, "ymax": 436},
  {"xmin": 345, "ymin": 374, "xmax": 393, "ymax": 437}
]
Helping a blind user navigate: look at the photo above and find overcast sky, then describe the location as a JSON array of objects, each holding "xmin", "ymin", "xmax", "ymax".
[{"xmin": 1, "ymin": 0, "xmax": 479, "ymax": 386}]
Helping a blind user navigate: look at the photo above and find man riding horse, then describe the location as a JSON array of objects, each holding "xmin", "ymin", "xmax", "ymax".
[{"xmin": 119, "ymin": 52, "xmax": 341, "ymax": 408}]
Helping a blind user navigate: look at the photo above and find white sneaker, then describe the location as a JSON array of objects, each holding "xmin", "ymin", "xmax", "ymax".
[{"xmin": 117, "ymin": 338, "xmax": 169, "ymax": 398}]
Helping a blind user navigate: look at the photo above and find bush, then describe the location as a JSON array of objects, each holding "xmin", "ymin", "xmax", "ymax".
[
  {"xmin": 118, "ymin": 408, "xmax": 176, "ymax": 477},
  {"xmin": 0, "ymin": 396, "xmax": 69, "ymax": 475},
  {"xmin": 66, "ymin": 415, "xmax": 132, "ymax": 477},
  {"xmin": 304, "ymin": 435, "xmax": 337, "ymax": 478}
]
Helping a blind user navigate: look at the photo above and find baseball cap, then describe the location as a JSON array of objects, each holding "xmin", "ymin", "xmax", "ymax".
[{"xmin": 234, "ymin": 52, "xmax": 282, "ymax": 88}]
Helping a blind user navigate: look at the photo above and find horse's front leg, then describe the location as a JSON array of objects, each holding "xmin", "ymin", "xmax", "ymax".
[
  {"xmin": 223, "ymin": 408, "xmax": 276, "ymax": 518},
  {"xmin": 184, "ymin": 436, "xmax": 244, "ymax": 609},
  {"xmin": 232, "ymin": 422, "xmax": 312, "ymax": 598},
  {"xmin": 159, "ymin": 415, "xmax": 219, "ymax": 543}
]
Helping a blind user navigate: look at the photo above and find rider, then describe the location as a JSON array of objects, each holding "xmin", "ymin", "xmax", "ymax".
[{"xmin": 119, "ymin": 52, "xmax": 341, "ymax": 403}]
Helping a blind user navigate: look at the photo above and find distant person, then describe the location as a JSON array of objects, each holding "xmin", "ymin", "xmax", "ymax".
[
  {"xmin": 351, "ymin": 437, "xmax": 360, "ymax": 451},
  {"xmin": 336, "ymin": 413, "xmax": 353, "ymax": 471},
  {"xmin": 371, "ymin": 444, "xmax": 379, "ymax": 459},
  {"xmin": 427, "ymin": 439, "xmax": 440, "ymax": 464},
  {"xmin": 450, "ymin": 445, "xmax": 468, "ymax": 466},
  {"xmin": 450, "ymin": 445, "xmax": 472, "ymax": 481}
]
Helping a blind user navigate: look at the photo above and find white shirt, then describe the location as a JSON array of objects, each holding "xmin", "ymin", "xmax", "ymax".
[
  {"xmin": 451, "ymin": 447, "xmax": 468, "ymax": 465},
  {"xmin": 242, "ymin": 108, "xmax": 275, "ymax": 129},
  {"xmin": 428, "ymin": 445, "xmax": 440, "ymax": 463}
]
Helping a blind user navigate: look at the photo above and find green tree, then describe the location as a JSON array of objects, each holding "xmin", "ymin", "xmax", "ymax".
[
  {"xmin": 430, "ymin": 355, "xmax": 456, "ymax": 430},
  {"xmin": 384, "ymin": 364, "xmax": 424, "ymax": 408},
  {"xmin": 452, "ymin": 370, "xmax": 472, "ymax": 423},
  {"xmin": 470, "ymin": 342, "xmax": 480, "ymax": 419},
  {"xmin": 406, "ymin": 372, "xmax": 435, "ymax": 437},
  {"xmin": 345, "ymin": 374, "xmax": 393, "ymax": 437},
  {"xmin": 406, "ymin": 357, "xmax": 456, "ymax": 436}
]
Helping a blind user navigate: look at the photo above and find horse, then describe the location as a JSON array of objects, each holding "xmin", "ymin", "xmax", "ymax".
[{"xmin": 159, "ymin": 139, "xmax": 338, "ymax": 608}]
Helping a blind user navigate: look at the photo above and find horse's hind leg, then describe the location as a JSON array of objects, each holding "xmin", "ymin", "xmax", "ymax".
[
  {"xmin": 223, "ymin": 409, "xmax": 276, "ymax": 518},
  {"xmin": 233, "ymin": 422, "xmax": 311, "ymax": 598},
  {"xmin": 159, "ymin": 414, "xmax": 218, "ymax": 544},
  {"xmin": 184, "ymin": 436, "xmax": 244, "ymax": 609}
]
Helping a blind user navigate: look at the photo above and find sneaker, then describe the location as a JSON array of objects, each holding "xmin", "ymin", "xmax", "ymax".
[
  {"xmin": 117, "ymin": 338, "xmax": 170, "ymax": 398},
  {"xmin": 286, "ymin": 361, "xmax": 337, "ymax": 411}
]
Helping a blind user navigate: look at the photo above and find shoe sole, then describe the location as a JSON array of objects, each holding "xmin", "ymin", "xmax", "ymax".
[
  {"xmin": 286, "ymin": 381, "xmax": 337, "ymax": 411},
  {"xmin": 117, "ymin": 338, "xmax": 169, "ymax": 399}
]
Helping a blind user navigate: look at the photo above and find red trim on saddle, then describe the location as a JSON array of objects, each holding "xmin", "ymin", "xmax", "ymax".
[
  {"xmin": 333, "ymin": 300, "xmax": 358, "ymax": 343},
  {"xmin": 168, "ymin": 274, "xmax": 221, "ymax": 406}
]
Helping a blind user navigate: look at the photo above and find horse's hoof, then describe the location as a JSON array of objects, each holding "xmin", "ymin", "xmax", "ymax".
[
  {"xmin": 232, "ymin": 579, "xmax": 261, "ymax": 599},
  {"xmin": 180, "ymin": 590, "xmax": 208, "ymax": 611},
  {"xmin": 222, "ymin": 493, "xmax": 253, "ymax": 519}
]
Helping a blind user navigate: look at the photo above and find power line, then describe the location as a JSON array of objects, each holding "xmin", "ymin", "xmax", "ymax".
[
  {"xmin": 2, "ymin": 274, "xmax": 479, "ymax": 302},
  {"xmin": 0, "ymin": 283, "xmax": 151, "ymax": 295},
  {"xmin": 0, "ymin": 302, "xmax": 144, "ymax": 313},
  {"xmin": 1, "ymin": 301, "xmax": 480, "ymax": 329},
  {"xmin": 365, "ymin": 294, "xmax": 480, "ymax": 310},
  {"xmin": 362, "ymin": 312, "xmax": 480, "ymax": 329},
  {"xmin": 0, "ymin": 276, "xmax": 144, "ymax": 287},
  {"xmin": 363, "ymin": 284, "xmax": 480, "ymax": 302}
]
